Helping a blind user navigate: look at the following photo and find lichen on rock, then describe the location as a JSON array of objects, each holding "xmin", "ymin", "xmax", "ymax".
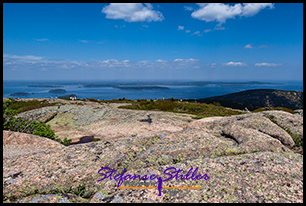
[{"xmin": 2, "ymin": 100, "xmax": 303, "ymax": 203}]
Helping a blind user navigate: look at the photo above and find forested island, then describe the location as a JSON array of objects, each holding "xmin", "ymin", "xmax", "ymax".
[
  {"xmin": 113, "ymin": 86, "xmax": 170, "ymax": 90},
  {"xmin": 49, "ymin": 89, "xmax": 66, "ymax": 93}
]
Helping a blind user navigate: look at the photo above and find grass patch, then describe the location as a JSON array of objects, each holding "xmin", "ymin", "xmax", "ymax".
[
  {"xmin": 284, "ymin": 129, "xmax": 302, "ymax": 148},
  {"xmin": 5, "ymin": 98, "xmax": 59, "ymax": 114},
  {"xmin": 80, "ymin": 97, "xmax": 134, "ymax": 104},
  {"xmin": 253, "ymin": 107, "xmax": 294, "ymax": 114},
  {"xmin": 74, "ymin": 185, "xmax": 85, "ymax": 196},
  {"xmin": 119, "ymin": 99, "xmax": 244, "ymax": 118},
  {"xmin": 80, "ymin": 98, "xmax": 103, "ymax": 103}
]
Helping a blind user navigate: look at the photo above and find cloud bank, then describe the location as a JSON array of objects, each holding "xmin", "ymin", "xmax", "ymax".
[
  {"xmin": 255, "ymin": 63, "xmax": 281, "ymax": 67},
  {"xmin": 3, "ymin": 53, "xmax": 44, "ymax": 60},
  {"xmin": 3, "ymin": 55, "xmax": 200, "ymax": 71},
  {"xmin": 222, "ymin": 61, "xmax": 247, "ymax": 66}
]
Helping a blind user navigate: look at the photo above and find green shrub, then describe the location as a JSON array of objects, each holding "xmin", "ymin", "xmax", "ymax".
[
  {"xmin": 119, "ymin": 99, "xmax": 244, "ymax": 118},
  {"xmin": 87, "ymin": 98, "xmax": 102, "ymax": 103},
  {"xmin": 3, "ymin": 99, "xmax": 71, "ymax": 146},
  {"xmin": 253, "ymin": 107, "xmax": 294, "ymax": 114},
  {"xmin": 5, "ymin": 98, "xmax": 58, "ymax": 114}
]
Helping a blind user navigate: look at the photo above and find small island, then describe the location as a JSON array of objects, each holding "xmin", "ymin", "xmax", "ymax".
[
  {"xmin": 59, "ymin": 94, "xmax": 77, "ymax": 99},
  {"xmin": 28, "ymin": 85, "xmax": 63, "ymax": 88},
  {"xmin": 113, "ymin": 86, "xmax": 170, "ymax": 90},
  {"xmin": 49, "ymin": 89, "xmax": 66, "ymax": 93},
  {"xmin": 10, "ymin": 92, "xmax": 32, "ymax": 96}
]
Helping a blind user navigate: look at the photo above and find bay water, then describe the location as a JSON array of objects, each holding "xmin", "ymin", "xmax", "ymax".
[{"xmin": 3, "ymin": 80, "xmax": 303, "ymax": 100}]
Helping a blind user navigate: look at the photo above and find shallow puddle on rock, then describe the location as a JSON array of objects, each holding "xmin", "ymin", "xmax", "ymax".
[{"xmin": 65, "ymin": 136, "xmax": 95, "ymax": 146}]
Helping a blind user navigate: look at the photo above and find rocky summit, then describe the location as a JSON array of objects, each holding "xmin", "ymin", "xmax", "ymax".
[{"xmin": 3, "ymin": 99, "xmax": 303, "ymax": 203}]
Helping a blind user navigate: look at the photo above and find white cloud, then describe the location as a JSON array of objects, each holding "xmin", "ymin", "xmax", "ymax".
[
  {"xmin": 78, "ymin": 39, "xmax": 89, "ymax": 43},
  {"xmin": 255, "ymin": 63, "xmax": 281, "ymax": 66},
  {"xmin": 241, "ymin": 3, "xmax": 274, "ymax": 17},
  {"xmin": 207, "ymin": 63, "xmax": 217, "ymax": 68},
  {"xmin": 184, "ymin": 6, "xmax": 193, "ymax": 11},
  {"xmin": 185, "ymin": 30, "xmax": 191, "ymax": 33},
  {"xmin": 178, "ymin": 26, "xmax": 184, "ymax": 30},
  {"xmin": 244, "ymin": 44, "xmax": 254, "ymax": 49},
  {"xmin": 101, "ymin": 3, "xmax": 164, "ymax": 22},
  {"xmin": 222, "ymin": 61, "xmax": 247, "ymax": 66},
  {"xmin": 174, "ymin": 59, "xmax": 184, "ymax": 62},
  {"xmin": 191, "ymin": 3, "xmax": 274, "ymax": 23},
  {"xmin": 191, "ymin": 3, "xmax": 243, "ymax": 23},
  {"xmin": 170, "ymin": 58, "xmax": 200, "ymax": 69},
  {"xmin": 3, "ymin": 57, "xmax": 202, "ymax": 72},
  {"xmin": 3, "ymin": 53, "xmax": 44, "ymax": 60},
  {"xmin": 155, "ymin": 59, "xmax": 168, "ymax": 63},
  {"xmin": 213, "ymin": 23, "xmax": 225, "ymax": 30},
  {"xmin": 192, "ymin": 31, "xmax": 200, "ymax": 35},
  {"xmin": 244, "ymin": 44, "xmax": 269, "ymax": 49},
  {"xmin": 203, "ymin": 29, "xmax": 211, "ymax": 33},
  {"xmin": 174, "ymin": 58, "xmax": 199, "ymax": 63},
  {"xmin": 35, "ymin": 38, "xmax": 49, "ymax": 42},
  {"xmin": 258, "ymin": 45, "xmax": 268, "ymax": 48}
]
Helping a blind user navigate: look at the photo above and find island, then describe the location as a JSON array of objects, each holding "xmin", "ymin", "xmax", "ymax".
[
  {"xmin": 10, "ymin": 92, "xmax": 32, "ymax": 96},
  {"xmin": 59, "ymin": 94, "xmax": 77, "ymax": 99},
  {"xmin": 28, "ymin": 85, "xmax": 63, "ymax": 88},
  {"xmin": 113, "ymin": 86, "xmax": 170, "ymax": 90},
  {"xmin": 49, "ymin": 89, "xmax": 66, "ymax": 93}
]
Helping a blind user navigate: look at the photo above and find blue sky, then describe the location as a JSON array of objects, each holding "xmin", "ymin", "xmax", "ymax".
[{"xmin": 3, "ymin": 3, "xmax": 303, "ymax": 81}]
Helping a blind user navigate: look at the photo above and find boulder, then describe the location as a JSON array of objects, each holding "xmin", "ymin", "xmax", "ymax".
[
  {"xmin": 3, "ymin": 130, "xmax": 64, "ymax": 149},
  {"xmin": 233, "ymin": 113, "xmax": 295, "ymax": 147}
]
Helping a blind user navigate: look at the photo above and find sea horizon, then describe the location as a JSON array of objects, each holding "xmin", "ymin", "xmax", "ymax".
[{"xmin": 3, "ymin": 79, "xmax": 303, "ymax": 101}]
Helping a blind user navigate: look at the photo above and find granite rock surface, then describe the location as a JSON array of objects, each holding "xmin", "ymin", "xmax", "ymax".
[{"xmin": 3, "ymin": 101, "xmax": 303, "ymax": 203}]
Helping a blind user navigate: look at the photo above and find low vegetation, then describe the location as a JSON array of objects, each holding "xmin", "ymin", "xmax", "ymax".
[
  {"xmin": 118, "ymin": 98, "xmax": 244, "ymax": 118},
  {"xmin": 4, "ymin": 98, "xmax": 60, "ymax": 113},
  {"xmin": 3, "ymin": 97, "xmax": 300, "ymax": 147},
  {"xmin": 3, "ymin": 98, "xmax": 71, "ymax": 145},
  {"xmin": 252, "ymin": 107, "xmax": 295, "ymax": 114},
  {"xmin": 78, "ymin": 97, "xmax": 133, "ymax": 104}
]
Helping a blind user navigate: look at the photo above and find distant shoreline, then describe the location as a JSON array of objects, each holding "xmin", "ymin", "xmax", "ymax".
[
  {"xmin": 3, "ymin": 80, "xmax": 303, "ymax": 102},
  {"xmin": 113, "ymin": 86, "xmax": 170, "ymax": 90},
  {"xmin": 4, "ymin": 88, "xmax": 303, "ymax": 111}
]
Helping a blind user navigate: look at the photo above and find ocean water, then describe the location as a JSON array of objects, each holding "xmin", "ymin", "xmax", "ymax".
[{"xmin": 3, "ymin": 80, "xmax": 303, "ymax": 100}]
